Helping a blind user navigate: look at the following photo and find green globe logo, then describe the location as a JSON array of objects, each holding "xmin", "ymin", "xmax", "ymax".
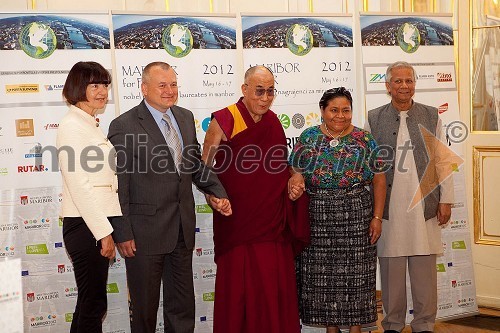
[
  {"xmin": 396, "ymin": 23, "xmax": 420, "ymax": 53},
  {"xmin": 19, "ymin": 22, "xmax": 57, "ymax": 59},
  {"xmin": 162, "ymin": 24, "xmax": 193, "ymax": 58},
  {"xmin": 278, "ymin": 114, "xmax": 291, "ymax": 129},
  {"xmin": 285, "ymin": 24, "xmax": 313, "ymax": 56}
]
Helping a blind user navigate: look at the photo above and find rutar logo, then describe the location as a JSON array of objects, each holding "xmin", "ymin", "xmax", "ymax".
[
  {"xmin": 15, "ymin": 119, "xmax": 34, "ymax": 137},
  {"xmin": 6, "ymin": 84, "xmax": 39, "ymax": 93},
  {"xmin": 18, "ymin": 164, "xmax": 47, "ymax": 173}
]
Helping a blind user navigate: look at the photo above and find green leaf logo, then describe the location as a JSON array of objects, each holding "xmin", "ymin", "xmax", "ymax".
[{"xmin": 278, "ymin": 114, "xmax": 291, "ymax": 129}]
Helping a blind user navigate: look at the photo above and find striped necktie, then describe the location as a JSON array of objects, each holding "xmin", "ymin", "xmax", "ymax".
[{"xmin": 162, "ymin": 113, "xmax": 182, "ymax": 171}]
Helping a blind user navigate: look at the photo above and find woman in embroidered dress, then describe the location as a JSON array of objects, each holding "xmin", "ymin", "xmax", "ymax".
[{"xmin": 289, "ymin": 87, "xmax": 386, "ymax": 333}]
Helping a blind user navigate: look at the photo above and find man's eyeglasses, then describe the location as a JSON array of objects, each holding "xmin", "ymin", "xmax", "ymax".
[{"xmin": 245, "ymin": 84, "xmax": 276, "ymax": 97}]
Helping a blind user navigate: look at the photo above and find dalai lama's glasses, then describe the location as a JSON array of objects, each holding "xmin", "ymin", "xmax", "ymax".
[{"xmin": 245, "ymin": 84, "xmax": 276, "ymax": 97}]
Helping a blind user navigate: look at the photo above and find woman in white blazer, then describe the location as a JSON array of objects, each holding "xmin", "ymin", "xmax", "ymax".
[{"xmin": 56, "ymin": 61, "xmax": 122, "ymax": 333}]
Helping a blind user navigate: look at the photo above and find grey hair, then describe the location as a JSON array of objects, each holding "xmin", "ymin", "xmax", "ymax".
[{"xmin": 385, "ymin": 61, "xmax": 417, "ymax": 82}]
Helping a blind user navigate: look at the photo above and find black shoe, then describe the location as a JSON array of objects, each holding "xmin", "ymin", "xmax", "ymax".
[{"xmin": 384, "ymin": 331, "xmax": 400, "ymax": 333}]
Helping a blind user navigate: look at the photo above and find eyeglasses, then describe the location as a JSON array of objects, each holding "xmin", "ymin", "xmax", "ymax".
[{"xmin": 245, "ymin": 84, "xmax": 276, "ymax": 97}]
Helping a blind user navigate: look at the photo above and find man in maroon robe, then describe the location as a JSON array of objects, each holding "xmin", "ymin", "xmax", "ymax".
[{"xmin": 202, "ymin": 66, "xmax": 309, "ymax": 333}]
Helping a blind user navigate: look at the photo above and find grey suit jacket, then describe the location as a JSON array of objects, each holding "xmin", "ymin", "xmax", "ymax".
[{"xmin": 108, "ymin": 100, "xmax": 227, "ymax": 255}]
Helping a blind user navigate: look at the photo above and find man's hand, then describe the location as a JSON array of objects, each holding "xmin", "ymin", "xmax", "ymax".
[
  {"xmin": 437, "ymin": 203, "xmax": 452, "ymax": 226},
  {"xmin": 207, "ymin": 195, "xmax": 232, "ymax": 216},
  {"xmin": 116, "ymin": 239, "xmax": 137, "ymax": 258},
  {"xmin": 288, "ymin": 173, "xmax": 305, "ymax": 201},
  {"xmin": 100, "ymin": 234, "xmax": 116, "ymax": 259}
]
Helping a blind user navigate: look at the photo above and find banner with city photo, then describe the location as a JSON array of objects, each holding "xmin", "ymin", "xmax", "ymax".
[
  {"xmin": 111, "ymin": 12, "xmax": 239, "ymax": 330},
  {"xmin": 359, "ymin": 13, "xmax": 478, "ymax": 322},
  {"xmin": 0, "ymin": 12, "xmax": 130, "ymax": 332},
  {"xmin": 241, "ymin": 14, "xmax": 358, "ymax": 152}
]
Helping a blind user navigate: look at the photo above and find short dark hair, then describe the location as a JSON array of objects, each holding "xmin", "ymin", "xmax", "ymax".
[
  {"xmin": 62, "ymin": 61, "xmax": 111, "ymax": 105},
  {"xmin": 319, "ymin": 87, "xmax": 353, "ymax": 110}
]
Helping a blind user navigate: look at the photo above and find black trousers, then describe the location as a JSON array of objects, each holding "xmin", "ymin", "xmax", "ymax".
[
  {"xmin": 125, "ymin": 226, "xmax": 195, "ymax": 333},
  {"xmin": 63, "ymin": 217, "xmax": 110, "ymax": 333}
]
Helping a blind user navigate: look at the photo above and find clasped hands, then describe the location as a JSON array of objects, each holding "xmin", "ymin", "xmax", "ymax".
[
  {"xmin": 206, "ymin": 194, "xmax": 232, "ymax": 216},
  {"xmin": 288, "ymin": 173, "xmax": 305, "ymax": 201}
]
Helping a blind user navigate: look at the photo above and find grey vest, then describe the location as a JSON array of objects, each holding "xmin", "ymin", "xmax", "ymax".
[{"xmin": 367, "ymin": 101, "xmax": 440, "ymax": 220}]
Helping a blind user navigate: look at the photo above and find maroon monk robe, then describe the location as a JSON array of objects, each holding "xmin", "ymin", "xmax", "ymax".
[{"xmin": 211, "ymin": 98, "xmax": 309, "ymax": 261}]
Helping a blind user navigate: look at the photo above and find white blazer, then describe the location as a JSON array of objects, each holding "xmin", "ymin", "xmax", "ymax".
[{"xmin": 56, "ymin": 105, "xmax": 122, "ymax": 240}]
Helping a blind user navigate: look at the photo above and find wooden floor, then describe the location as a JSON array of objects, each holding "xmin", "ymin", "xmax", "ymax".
[{"xmin": 369, "ymin": 305, "xmax": 500, "ymax": 333}]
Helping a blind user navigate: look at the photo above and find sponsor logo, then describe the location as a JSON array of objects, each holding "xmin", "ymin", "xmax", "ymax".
[
  {"xmin": 292, "ymin": 113, "xmax": 305, "ymax": 129},
  {"xmin": 27, "ymin": 292, "xmax": 35, "ymax": 302},
  {"xmin": 29, "ymin": 314, "xmax": 57, "ymax": 328},
  {"xmin": 6, "ymin": 84, "xmax": 39, "ymax": 93},
  {"xmin": 437, "ymin": 72, "xmax": 453, "ymax": 82},
  {"xmin": 201, "ymin": 268, "xmax": 216, "ymax": 280},
  {"xmin": 195, "ymin": 248, "xmax": 214, "ymax": 257},
  {"xmin": 452, "ymin": 279, "xmax": 472, "ymax": 288},
  {"xmin": 0, "ymin": 147, "xmax": 13, "ymax": 154},
  {"xmin": 305, "ymin": 113, "xmax": 319, "ymax": 126},
  {"xmin": 23, "ymin": 218, "xmax": 51, "ymax": 230},
  {"xmin": 0, "ymin": 223, "xmax": 19, "ymax": 231},
  {"xmin": 195, "ymin": 248, "xmax": 202, "ymax": 256},
  {"xmin": 451, "ymin": 240, "xmax": 467, "ymax": 250},
  {"xmin": 44, "ymin": 84, "xmax": 64, "ymax": 91},
  {"xmin": 106, "ymin": 283, "xmax": 119, "ymax": 294},
  {"xmin": 57, "ymin": 263, "xmax": 73, "ymax": 274},
  {"xmin": 0, "ymin": 246, "xmax": 15, "ymax": 257},
  {"xmin": 26, "ymin": 243, "xmax": 49, "ymax": 254},
  {"xmin": 44, "ymin": 123, "xmax": 59, "ymax": 130},
  {"xmin": 439, "ymin": 302, "xmax": 453, "ymax": 311},
  {"xmin": 18, "ymin": 164, "xmax": 48, "ymax": 173},
  {"xmin": 195, "ymin": 204, "xmax": 212, "ymax": 214},
  {"xmin": 449, "ymin": 219, "xmax": 467, "ymax": 230},
  {"xmin": 20, "ymin": 195, "xmax": 53, "ymax": 205},
  {"xmin": 0, "ymin": 126, "xmax": 3, "ymax": 136},
  {"xmin": 438, "ymin": 103, "xmax": 449, "ymax": 114},
  {"xmin": 202, "ymin": 291, "xmax": 215, "ymax": 302},
  {"xmin": 457, "ymin": 297, "xmax": 475, "ymax": 308},
  {"xmin": 202, "ymin": 117, "xmax": 211, "ymax": 132},
  {"xmin": 369, "ymin": 73, "xmax": 386, "ymax": 83},
  {"xmin": 0, "ymin": 167, "xmax": 8, "ymax": 176},
  {"xmin": 110, "ymin": 257, "xmax": 124, "ymax": 270},
  {"xmin": 15, "ymin": 119, "xmax": 34, "ymax": 137},
  {"xmin": 65, "ymin": 313, "xmax": 73, "ymax": 323},
  {"xmin": 25, "ymin": 143, "xmax": 42, "ymax": 158},
  {"xmin": 278, "ymin": 114, "xmax": 291, "ymax": 129},
  {"xmin": 0, "ymin": 291, "xmax": 20, "ymax": 302},
  {"xmin": 193, "ymin": 272, "xmax": 199, "ymax": 280},
  {"xmin": 417, "ymin": 73, "xmax": 435, "ymax": 80},
  {"xmin": 64, "ymin": 287, "xmax": 78, "ymax": 298},
  {"xmin": 436, "ymin": 263, "xmax": 446, "ymax": 272}
]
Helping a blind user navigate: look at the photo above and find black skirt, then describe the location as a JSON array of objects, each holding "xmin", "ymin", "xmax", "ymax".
[{"xmin": 297, "ymin": 186, "xmax": 378, "ymax": 327}]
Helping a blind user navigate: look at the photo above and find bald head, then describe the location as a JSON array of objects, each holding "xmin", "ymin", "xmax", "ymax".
[{"xmin": 244, "ymin": 65, "xmax": 274, "ymax": 84}]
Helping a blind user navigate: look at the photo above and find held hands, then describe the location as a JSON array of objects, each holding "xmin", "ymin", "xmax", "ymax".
[
  {"xmin": 437, "ymin": 203, "xmax": 452, "ymax": 226},
  {"xmin": 369, "ymin": 218, "xmax": 382, "ymax": 245},
  {"xmin": 116, "ymin": 239, "xmax": 137, "ymax": 258},
  {"xmin": 100, "ymin": 234, "xmax": 116, "ymax": 259},
  {"xmin": 288, "ymin": 173, "xmax": 305, "ymax": 201},
  {"xmin": 207, "ymin": 195, "xmax": 232, "ymax": 216}
]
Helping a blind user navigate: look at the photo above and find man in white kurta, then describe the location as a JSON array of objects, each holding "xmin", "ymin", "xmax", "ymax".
[{"xmin": 366, "ymin": 61, "xmax": 455, "ymax": 333}]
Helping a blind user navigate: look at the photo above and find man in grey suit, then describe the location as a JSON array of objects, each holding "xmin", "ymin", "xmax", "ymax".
[{"xmin": 108, "ymin": 62, "xmax": 231, "ymax": 333}]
